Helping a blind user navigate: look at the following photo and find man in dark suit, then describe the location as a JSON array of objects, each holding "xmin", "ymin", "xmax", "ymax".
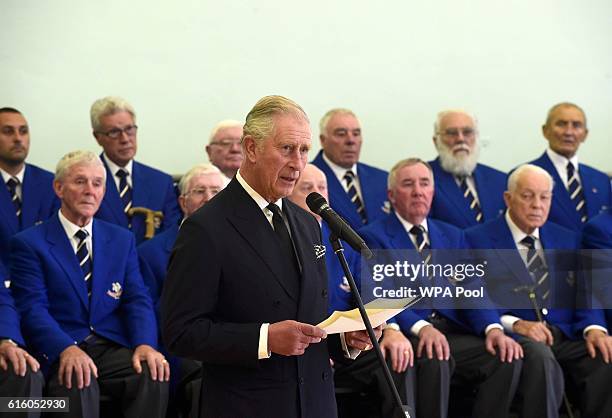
[
  {"xmin": 162, "ymin": 96, "xmax": 379, "ymax": 418},
  {"xmin": 528, "ymin": 102, "xmax": 611, "ymax": 232},
  {"xmin": 311, "ymin": 108, "xmax": 388, "ymax": 230},
  {"xmin": 1, "ymin": 279, "xmax": 44, "ymax": 418},
  {"xmin": 465, "ymin": 164, "xmax": 612, "ymax": 418},
  {"xmin": 90, "ymin": 96, "xmax": 181, "ymax": 244},
  {"xmin": 359, "ymin": 158, "xmax": 522, "ymax": 418},
  {"xmin": 429, "ymin": 109, "xmax": 506, "ymax": 228},
  {"xmin": 0, "ymin": 107, "xmax": 59, "ymax": 280},
  {"xmin": 10, "ymin": 150, "xmax": 169, "ymax": 418},
  {"xmin": 138, "ymin": 163, "xmax": 225, "ymax": 418}
]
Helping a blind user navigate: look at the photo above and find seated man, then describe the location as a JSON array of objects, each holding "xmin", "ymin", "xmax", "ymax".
[
  {"xmin": 465, "ymin": 164, "xmax": 612, "ymax": 418},
  {"xmin": 205, "ymin": 120, "xmax": 243, "ymax": 182},
  {"xmin": 0, "ymin": 107, "xmax": 59, "ymax": 280},
  {"xmin": 1, "ymin": 280, "xmax": 44, "ymax": 418},
  {"xmin": 429, "ymin": 109, "xmax": 506, "ymax": 228},
  {"xmin": 288, "ymin": 163, "xmax": 411, "ymax": 418},
  {"xmin": 10, "ymin": 151, "xmax": 169, "ymax": 418},
  {"xmin": 90, "ymin": 96, "xmax": 181, "ymax": 243},
  {"xmin": 312, "ymin": 108, "xmax": 388, "ymax": 230},
  {"xmin": 360, "ymin": 158, "xmax": 522, "ymax": 418}
]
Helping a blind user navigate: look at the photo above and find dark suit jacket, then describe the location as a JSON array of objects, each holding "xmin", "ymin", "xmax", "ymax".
[
  {"xmin": 464, "ymin": 217, "xmax": 605, "ymax": 338},
  {"xmin": 358, "ymin": 213, "xmax": 499, "ymax": 336},
  {"xmin": 161, "ymin": 178, "xmax": 338, "ymax": 418},
  {"xmin": 0, "ymin": 163, "xmax": 59, "ymax": 278},
  {"xmin": 529, "ymin": 152, "xmax": 611, "ymax": 232},
  {"xmin": 95, "ymin": 158, "xmax": 181, "ymax": 244},
  {"xmin": 312, "ymin": 150, "xmax": 388, "ymax": 230},
  {"xmin": 9, "ymin": 214, "xmax": 157, "ymax": 370},
  {"xmin": 429, "ymin": 158, "xmax": 506, "ymax": 229}
]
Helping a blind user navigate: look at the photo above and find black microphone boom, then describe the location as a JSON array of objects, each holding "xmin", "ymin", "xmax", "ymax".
[{"xmin": 306, "ymin": 192, "xmax": 373, "ymax": 259}]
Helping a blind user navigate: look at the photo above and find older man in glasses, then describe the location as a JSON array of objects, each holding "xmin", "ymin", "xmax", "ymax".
[
  {"xmin": 205, "ymin": 120, "xmax": 244, "ymax": 182},
  {"xmin": 429, "ymin": 109, "xmax": 507, "ymax": 229},
  {"xmin": 91, "ymin": 96, "xmax": 181, "ymax": 244}
]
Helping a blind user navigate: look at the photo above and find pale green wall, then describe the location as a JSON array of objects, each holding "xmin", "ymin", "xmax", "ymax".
[{"xmin": 3, "ymin": 0, "xmax": 611, "ymax": 176}]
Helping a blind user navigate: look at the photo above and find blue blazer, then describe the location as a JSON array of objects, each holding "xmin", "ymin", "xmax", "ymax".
[
  {"xmin": 95, "ymin": 158, "xmax": 181, "ymax": 244},
  {"xmin": 9, "ymin": 214, "xmax": 157, "ymax": 369},
  {"xmin": 429, "ymin": 158, "xmax": 506, "ymax": 229},
  {"xmin": 464, "ymin": 216, "xmax": 605, "ymax": 338},
  {"xmin": 529, "ymin": 152, "xmax": 611, "ymax": 232},
  {"xmin": 0, "ymin": 164, "xmax": 59, "ymax": 278},
  {"xmin": 358, "ymin": 213, "xmax": 499, "ymax": 335},
  {"xmin": 0, "ymin": 281, "xmax": 25, "ymax": 346},
  {"xmin": 312, "ymin": 150, "xmax": 388, "ymax": 230},
  {"xmin": 322, "ymin": 222, "xmax": 359, "ymax": 313}
]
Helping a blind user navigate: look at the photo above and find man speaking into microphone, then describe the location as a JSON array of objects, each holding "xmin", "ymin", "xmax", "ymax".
[{"xmin": 161, "ymin": 96, "xmax": 379, "ymax": 418}]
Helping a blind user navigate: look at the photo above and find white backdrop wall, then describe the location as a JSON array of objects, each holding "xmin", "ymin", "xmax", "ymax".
[{"xmin": 2, "ymin": 0, "xmax": 611, "ymax": 176}]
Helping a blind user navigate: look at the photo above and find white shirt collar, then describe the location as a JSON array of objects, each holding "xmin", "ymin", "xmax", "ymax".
[
  {"xmin": 102, "ymin": 153, "xmax": 134, "ymax": 177},
  {"xmin": 322, "ymin": 152, "xmax": 358, "ymax": 183},
  {"xmin": 546, "ymin": 147, "xmax": 579, "ymax": 173},
  {"xmin": 236, "ymin": 170, "xmax": 282, "ymax": 211},
  {"xmin": 505, "ymin": 210, "xmax": 540, "ymax": 247},
  {"xmin": 58, "ymin": 209, "xmax": 94, "ymax": 242},
  {"xmin": 0, "ymin": 165, "xmax": 26, "ymax": 184},
  {"xmin": 394, "ymin": 212, "xmax": 429, "ymax": 234}
]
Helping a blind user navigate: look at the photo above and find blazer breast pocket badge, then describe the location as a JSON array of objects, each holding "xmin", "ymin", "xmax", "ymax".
[
  {"xmin": 106, "ymin": 282, "xmax": 123, "ymax": 300},
  {"xmin": 314, "ymin": 244, "xmax": 326, "ymax": 259}
]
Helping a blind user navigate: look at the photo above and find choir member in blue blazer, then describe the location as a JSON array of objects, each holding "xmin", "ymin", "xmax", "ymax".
[
  {"xmin": 527, "ymin": 102, "xmax": 611, "ymax": 232},
  {"xmin": 465, "ymin": 164, "xmax": 612, "ymax": 418},
  {"xmin": 10, "ymin": 151, "xmax": 169, "ymax": 418},
  {"xmin": 205, "ymin": 120, "xmax": 244, "ymax": 182},
  {"xmin": 312, "ymin": 108, "xmax": 388, "ymax": 231},
  {"xmin": 0, "ymin": 107, "xmax": 59, "ymax": 280},
  {"xmin": 359, "ymin": 158, "xmax": 522, "ymax": 418},
  {"xmin": 90, "ymin": 97, "xmax": 181, "ymax": 244},
  {"xmin": 1, "ymin": 279, "xmax": 44, "ymax": 415},
  {"xmin": 429, "ymin": 109, "xmax": 506, "ymax": 228},
  {"xmin": 138, "ymin": 163, "xmax": 224, "ymax": 417}
]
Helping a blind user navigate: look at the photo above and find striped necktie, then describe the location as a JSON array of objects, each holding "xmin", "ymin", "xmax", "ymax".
[
  {"xmin": 6, "ymin": 177, "xmax": 22, "ymax": 218},
  {"xmin": 566, "ymin": 162, "xmax": 587, "ymax": 223},
  {"xmin": 116, "ymin": 169, "xmax": 133, "ymax": 217},
  {"xmin": 457, "ymin": 175, "xmax": 483, "ymax": 223},
  {"xmin": 344, "ymin": 170, "xmax": 367, "ymax": 224},
  {"xmin": 520, "ymin": 235, "xmax": 549, "ymax": 301},
  {"xmin": 75, "ymin": 229, "xmax": 93, "ymax": 297},
  {"xmin": 410, "ymin": 225, "xmax": 431, "ymax": 265}
]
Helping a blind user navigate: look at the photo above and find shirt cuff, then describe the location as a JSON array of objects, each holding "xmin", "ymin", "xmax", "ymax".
[
  {"xmin": 583, "ymin": 325, "xmax": 608, "ymax": 339},
  {"xmin": 340, "ymin": 332, "xmax": 361, "ymax": 359},
  {"xmin": 410, "ymin": 320, "xmax": 431, "ymax": 337},
  {"xmin": 484, "ymin": 323, "xmax": 504, "ymax": 335},
  {"xmin": 258, "ymin": 323, "xmax": 271, "ymax": 359},
  {"xmin": 500, "ymin": 315, "xmax": 521, "ymax": 333},
  {"xmin": 385, "ymin": 322, "xmax": 401, "ymax": 332}
]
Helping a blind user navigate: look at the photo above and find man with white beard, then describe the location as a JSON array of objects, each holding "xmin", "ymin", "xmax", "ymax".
[{"xmin": 428, "ymin": 109, "xmax": 507, "ymax": 229}]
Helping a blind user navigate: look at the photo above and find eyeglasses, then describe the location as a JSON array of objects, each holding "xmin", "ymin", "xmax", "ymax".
[
  {"xmin": 439, "ymin": 128, "xmax": 476, "ymax": 139},
  {"xmin": 185, "ymin": 187, "xmax": 221, "ymax": 198},
  {"xmin": 210, "ymin": 138, "xmax": 241, "ymax": 148},
  {"xmin": 97, "ymin": 125, "xmax": 138, "ymax": 139}
]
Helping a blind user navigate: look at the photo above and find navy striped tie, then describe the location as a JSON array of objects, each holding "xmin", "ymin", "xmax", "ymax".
[
  {"xmin": 344, "ymin": 170, "xmax": 367, "ymax": 224},
  {"xmin": 458, "ymin": 176, "xmax": 483, "ymax": 223},
  {"xmin": 116, "ymin": 169, "xmax": 133, "ymax": 217},
  {"xmin": 520, "ymin": 235, "xmax": 549, "ymax": 301},
  {"xmin": 75, "ymin": 229, "xmax": 93, "ymax": 297},
  {"xmin": 566, "ymin": 162, "xmax": 587, "ymax": 223},
  {"xmin": 410, "ymin": 225, "xmax": 431, "ymax": 265},
  {"xmin": 6, "ymin": 177, "xmax": 22, "ymax": 218}
]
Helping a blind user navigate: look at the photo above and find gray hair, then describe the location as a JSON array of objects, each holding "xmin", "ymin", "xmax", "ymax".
[
  {"xmin": 90, "ymin": 96, "xmax": 136, "ymax": 132},
  {"xmin": 178, "ymin": 163, "xmax": 223, "ymax": 195},
  {"xmin": 318, "ymin": 108, "xmax": 359, "ymax": 136},
  {"xmin": 544, "ymin": 102, "xmax": 587, "ymax": 127},
  {"xmin": 208, "ymin": 119, "xmax": 243, "ymax": 144},
  {"xmin": 388, "ymin": 158, "xmax": 434, "ymax": 190},
  {"xmin": 243, "ymin": 95, "xmax": 309, "ymax": 148},
  {"xmin": 55, "ymin": 150, "xmax": 106, "ymax": 183},
  {"xmin": 433, "ymin": 109, "xmax": 479, "ymax": 138},
  {"xmin": 507, "ymin": 164, "xmax": 554, "ymax": 193}
]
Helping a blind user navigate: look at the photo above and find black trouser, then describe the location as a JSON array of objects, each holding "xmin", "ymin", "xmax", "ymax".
[{"xmin": 0, "ymin": 363, "xmax": 44, "ymax": 418}]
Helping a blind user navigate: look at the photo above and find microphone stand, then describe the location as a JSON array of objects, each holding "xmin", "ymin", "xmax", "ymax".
[{"xmin": 329, "ymin": 234, "xmax": 412, "ymax": 418}]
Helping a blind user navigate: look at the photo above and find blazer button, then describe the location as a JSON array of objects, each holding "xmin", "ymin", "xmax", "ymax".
[
  {"xmin": 273, "ymin": 300, "xmax": 281, "ymax": 308},
  {"xmin": 299, "ymin": 377, "xmax": 305, "ymax": 385},
  {"xmin": 322, "ymin": 372, "xmax": 329, "ymax": 380},
  {"xmin": 321, "ymin": 289, "xmax": 328, "ymax": 297}
]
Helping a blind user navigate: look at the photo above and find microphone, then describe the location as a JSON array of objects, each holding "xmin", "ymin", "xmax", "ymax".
[{"xmin": 306, "ymin": 192, "xmax": 373, "ymax": 259}]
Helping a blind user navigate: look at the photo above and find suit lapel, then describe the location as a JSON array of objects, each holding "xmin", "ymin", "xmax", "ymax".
[
  {"xmin": 538, "ymin": 154, "xmax": 576, "ymax": 222},
  {"xmin": 89, "ymin": 220, "xmax": 111, "ymax": 315},
  {"xmin": 490, "ymin": 218, "xmax": 532, "ymax": 286},
  {"xmin": 433, "ymin": 160, "xmax": 474, "ymax": 225},
  {"xmin": 20, "ymin": 164, "xmax": 41, "ymax": 227},
  {"xmin": 47, "ymin": 214, "xmax": 89, "ymax": 310},
  {"xmin": 0, "ymin": 183, "xmax": 19, "ymax": 234},
  {"xmin": 101, "ymin": 159, "xmax": 128, "ymax": 226},
  {"xmin": 579, "ymin": 165, "xmax": 603, "ymax": 218},
  {"xmin": 472, "ymin": 165, "xmax": 502, "ymax": 219},
  {"xmin": 314, "ymin": 152, "xmax": 360, "ymax": 227},
  {"xmin": 386, "ymin": 214, "xmax": 415, "ymax": 251}
]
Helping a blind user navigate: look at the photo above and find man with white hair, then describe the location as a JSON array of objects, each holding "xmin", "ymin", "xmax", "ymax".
[
  {"xmin": 90, "ymin": 96, "xmax": 181, "ymax": 244},
  {"xmin": 466, "ymin": 164, "xmax": 612, "ymax": 418},
  {"xmin": 205, "ymin": 120, "xmax": 243, "ymax": 181},
  {"xmin": 10, "ymin": 150, "xmax": 169, "ymax": 418},
  {"xmin": 429, "ymin": 109, "xmax": 506, "ymax": 228}
]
